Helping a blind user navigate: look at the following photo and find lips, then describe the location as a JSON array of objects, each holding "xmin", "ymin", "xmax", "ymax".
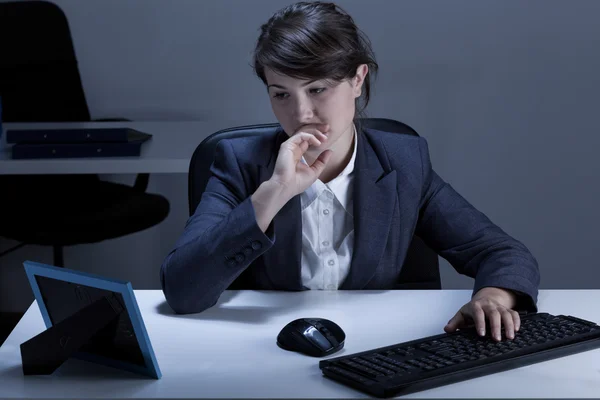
[{"xmin": 296, "ymin": 124, "xmax": 329, "ymax": 134}]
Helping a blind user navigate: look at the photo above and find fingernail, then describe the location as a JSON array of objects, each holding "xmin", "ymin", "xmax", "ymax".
[
  {"xmin": 496, "ymin": 334, "xmax": 501, "ymax": 341},
  {"xmin": 479, "ymin": 329, "xmax": 485, "ymax": 336}
]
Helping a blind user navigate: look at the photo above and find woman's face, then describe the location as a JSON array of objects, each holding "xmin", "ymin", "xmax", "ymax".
[{"xmin": 264, "ymin": 65, "xmax": 368, "ymax": 154}]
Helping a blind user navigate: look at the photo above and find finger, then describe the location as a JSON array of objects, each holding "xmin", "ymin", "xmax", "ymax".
[
  {"xmin": 294, "ymin": 125, "xmax": 329, "ymax": 143},
  {"xmin": 314, "ymin": 131, "xmax": 328, "ymax": 142},
  {"xmin": 309, "ymin": 150, "xmax": 333, "ymax": 176},
  {"xmin": 295, "ymin": 123, "xmax": 330, "ymax": 135},
  {"xmin": 444, "ymin": 311, "xmax": 465, "ymax": 333},
  {"xmin": 501, "ymin": 309, "xmax": 515, "ymax": 340},
  {"xmin": 486, "ymin": 308, "xmax": 502, "ymax": 341},
  {"xmin": 471, "ymin": 305, "xmax": 487, "ymax": 337},
  {"xmin": 284, "ymin": 133, "xmax": 322, "ymax": 158},
  {"xmin": 297, "ymin": 140, "xmax": 309, "ymax": 158},
  {"xmin": 289, "ymin": 131, "xmax": 322, "ymax": 146},
  {"xmin": 292, "ymin": 128, "xmax": 326, "ymax": 141},
  {"xmin": 510, "ymin": 310, "xmax": 521, "ymax": 332}
]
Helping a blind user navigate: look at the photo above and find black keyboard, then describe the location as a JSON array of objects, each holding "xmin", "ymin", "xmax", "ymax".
[{"xmin": 319, "ymin": 312, "xmax": 600, "ymax": 398}]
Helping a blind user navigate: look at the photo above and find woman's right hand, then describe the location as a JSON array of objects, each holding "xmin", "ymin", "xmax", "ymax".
[{"xmin": 270, "ymin": 124, "xmax": 333, "ymax": 199}]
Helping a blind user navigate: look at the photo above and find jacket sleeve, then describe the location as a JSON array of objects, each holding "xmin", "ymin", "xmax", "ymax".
[
  {"xmin": 414, "ymin": 137, "xmax": 540, "ymax": 312},
  {"xmin": 160, "ymin": 139, "xmax": 275, "ymax": 314}
]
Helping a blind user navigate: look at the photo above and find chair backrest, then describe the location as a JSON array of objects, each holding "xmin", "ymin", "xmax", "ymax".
[
  {"xmin": 188, "ymin": 118, "xmax": 441, "ymax": 289},
  {"xmin": 0, "ymin": 0, "xmax": 90, "ymax": 122}
]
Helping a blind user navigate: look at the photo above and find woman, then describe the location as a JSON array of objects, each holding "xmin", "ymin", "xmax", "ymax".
[{"xmin": 161, "ymin": 1, "xmax": 540, "ymax": 342}]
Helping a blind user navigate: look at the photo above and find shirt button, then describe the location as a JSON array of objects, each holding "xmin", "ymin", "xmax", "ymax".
[
  {"xmin": 323, "ymin": 209, "xmax": 330, "ymax": 215},
  {"xmin": 327, "ymin": 284, "xmax": 336, "ymax": 290},
  {"xmin": 328, "ymin": 259, "xmax": 335, "ymax": 266},
  {"xmin": 322, "ymin": 241, "xmax": 330, "ymax": 247}
]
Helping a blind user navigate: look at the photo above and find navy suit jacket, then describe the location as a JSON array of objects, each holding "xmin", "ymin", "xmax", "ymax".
[{"xmin": 160, "ymin": 127, "xmax": 540, "ymax": 314}]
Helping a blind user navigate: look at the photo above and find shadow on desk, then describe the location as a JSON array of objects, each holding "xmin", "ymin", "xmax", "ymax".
[
  {"xmin": 155, "ymin": 290, "xmax": 391, "ymax": 323},
  {"xmin": 155, "ymin": 291, "xmax": 299, "ymax": 323}
]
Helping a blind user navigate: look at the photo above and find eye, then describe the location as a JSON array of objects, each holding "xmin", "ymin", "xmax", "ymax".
[
  {"xmin": 310, "ymin": 87, "xmax": 326, "ymax": 95},
  {"xmin": 273, "ymin": 92, "xmax": 289, "ymax": 100}
]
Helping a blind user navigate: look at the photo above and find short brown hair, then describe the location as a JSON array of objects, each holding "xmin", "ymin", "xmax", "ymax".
[{"xmin": 253, "ymin": 1, "xmax": 378, "ymax": 116}]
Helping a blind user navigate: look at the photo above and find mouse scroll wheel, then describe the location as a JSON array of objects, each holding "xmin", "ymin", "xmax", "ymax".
[{"xmin": 319, "ymin": 326, "xmax": 332, "ymax": 336}]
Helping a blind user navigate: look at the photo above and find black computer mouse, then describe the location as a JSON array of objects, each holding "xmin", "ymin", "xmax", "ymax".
[{"xmin": 277, "ymin": 317, "xmax": 345, "ymax": 357}]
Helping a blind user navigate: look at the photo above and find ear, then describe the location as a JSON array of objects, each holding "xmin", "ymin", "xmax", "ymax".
[{"xmin": 353, "ymin": 64, "xmax": 369, "ymax": 98}]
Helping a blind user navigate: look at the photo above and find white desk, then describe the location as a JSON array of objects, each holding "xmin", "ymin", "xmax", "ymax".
[
  {"xmin": 0, "ymin": 120, "xmax": 256, "ymax": 175},
  {"xmin": 1, "ymin": 289, "xmax": 599, "ymax": 398}
]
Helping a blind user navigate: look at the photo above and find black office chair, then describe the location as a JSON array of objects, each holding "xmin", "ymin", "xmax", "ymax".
[
  {"xmin": 188, "ymin": 118, "xmax": 441, "ymax": 290},
  {"xmin": 0, "ymin": 0, "xmax": 170, "ymax": 267}
]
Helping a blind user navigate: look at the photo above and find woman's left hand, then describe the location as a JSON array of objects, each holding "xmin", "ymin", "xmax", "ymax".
[{"xmin": 444, "ymin": 287, "xmax": 519, "ymax": 341}]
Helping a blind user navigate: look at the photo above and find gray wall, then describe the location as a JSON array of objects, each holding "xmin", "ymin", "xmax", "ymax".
[{"xmin": 1, "ymin": 0, "xmax": 599, "ymax": 313}]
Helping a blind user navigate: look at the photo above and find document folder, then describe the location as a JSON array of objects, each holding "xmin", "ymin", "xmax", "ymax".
[
  {"xmin": 9, "ymin": 128, "xmax": 152, "ymax": 159},
  {"xmin": 6, "ymin": 127, "xmax": 150, "ymax": 144}
]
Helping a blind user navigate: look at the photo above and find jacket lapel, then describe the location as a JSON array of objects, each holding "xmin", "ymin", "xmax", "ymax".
[
  {"xmin": 260, "ymin": 132, "xmax": 304, "ymax": 290},
  {"xmin": 259, "ymin": 129, "xmax": 397, "ymax": 290},
  {"xmin": 340, "ymin": 130, "xmax": 397, "ymax": 289}
]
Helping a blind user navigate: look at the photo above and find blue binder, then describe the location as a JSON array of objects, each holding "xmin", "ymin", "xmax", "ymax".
[
  {"xmin": 9, "ymin": 128, "xmax": 152, "ymax": 159},
  {"xmin": 11, "ymin": 141, "xmax": 147, "ymax": 159},
  {"xmin": 6, "ymin": 127, "xmax": 150, "ymax": 144}
]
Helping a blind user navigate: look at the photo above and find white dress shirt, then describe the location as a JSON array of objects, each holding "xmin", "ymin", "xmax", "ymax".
[{"xmin": 300, "ymin": 125, "xmax": 358, "ymax": 290}]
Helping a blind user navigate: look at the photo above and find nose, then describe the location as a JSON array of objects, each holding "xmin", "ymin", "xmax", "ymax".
[{"xmin": 292, "ymin": 94, "xmax": 315, "ymax": 123}]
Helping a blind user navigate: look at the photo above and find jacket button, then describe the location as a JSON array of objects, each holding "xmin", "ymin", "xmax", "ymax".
[
  {"xmin": 251, "ymin": 241, "xmax": 262, "ymax": 250},
  {"xmin": 227, "ymin": 259, "xmax": 236, "ymax": 268},
  {"xmin": 243, "ymin": 246, "xmax": 253, "ymax": 255},
  {"xmin": 235, "ymin": 253, "xmax": 245, "ymax": 263}
]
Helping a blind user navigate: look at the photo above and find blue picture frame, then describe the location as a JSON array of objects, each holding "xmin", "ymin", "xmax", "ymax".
[{"xmin": 23, "ymin": 260, "xmax": 162, "ymax": 379}]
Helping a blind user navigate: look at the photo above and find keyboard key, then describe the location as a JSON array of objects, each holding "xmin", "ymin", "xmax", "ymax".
[{"xmin": 320, "ymin": 313, "xmax": 600, "ymax": 398}]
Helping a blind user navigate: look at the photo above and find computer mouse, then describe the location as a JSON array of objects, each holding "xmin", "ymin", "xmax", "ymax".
[{"xmin": 277, "ymin": 317, "xmax": 345, "ymax": 357}]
